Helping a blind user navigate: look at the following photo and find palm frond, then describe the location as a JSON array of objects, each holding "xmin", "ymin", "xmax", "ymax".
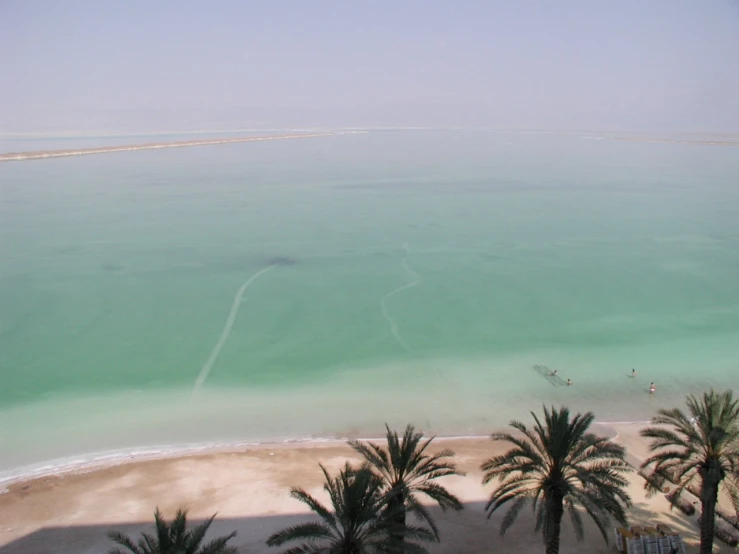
[
  {"xmin": 277, "ymin": 544, "xmax": 329, "ymax": 554},
  {"xmin": 290, "ymin": 486, "xmax": 337, "ymax": 530},
  {"xmin": 139, "ymin": 533, "xmax": 157, "ymax": 554},
  {"xmin": 566, "ymin": 501, "xmax": 585, "ymax": 541},
  {"xmin": 268, "ymin": 461, "xmax": 431, "ymax": 553},
  {"xmin": 640, "ymin": 389, "xmax": 739, "ymax": 554},
  {"xmin": 108, "ymin": 508, "xmax": 236, "ymax": 554},
  {"xmin": 405, "ymin": 495, "xmax": 439, "ymax": 540},
  {"xmin": 197, "ymin": 531, "xmax": 238, "ymax": 554},
  {"xmin": 411, "ymin": 482, "xmax": 463, "ymax": 511},
  {"xmin": 481, "ymin": 406, "xmax": 632, "ymax": 549},
  {"xmin": 170, "ymin": 507, "xmax": 188, "ymax": 546},
  {"xmin": 266, "ymin": 523, "xmax": 334, "ymax": 546},
  {"xmin": 499, "ymin": 496, "xmax": 531, "ymax": 535},
  {"xmin": 399, "ymin": 523, "xmax": 436, "ymax": 543},
  {"xmin": 349, "ymin": 439, "xmax": 391, "ymax": 476},
  {"xmin": 571, "ymin": 490, "xmax": 614, "ymax": 543},
  {"xmin": 106, "ymin": 531, "xmax": 145, "ymax": 554},
  {"xmin": 349, "ymin": 423, "xmax": 462, "ymax": 542},
  {"xmin": 185, "ymin": 513, "xmax": 216, "ymax": 552}
]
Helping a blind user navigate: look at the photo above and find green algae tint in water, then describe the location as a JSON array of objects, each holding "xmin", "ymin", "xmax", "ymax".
[{"xmin": 1, "ymin": 130, "xmax": 739, "ymax": 476}]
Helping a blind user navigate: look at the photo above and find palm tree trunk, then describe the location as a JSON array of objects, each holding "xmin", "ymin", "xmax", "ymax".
[
  {"xmin": 388, "ymin": 490, "xmax": 405, "ymax": 550},
  {"xmin": 699, "ymin": 475, "xmax": 720, "ymax": 554},
  {"xmin": 545, "ymin": 493, "xmax": 565, "ymax": 554}
]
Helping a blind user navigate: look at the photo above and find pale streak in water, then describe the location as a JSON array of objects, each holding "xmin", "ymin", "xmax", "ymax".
[
  {"xmin": 379, "ymin": 244, "xmax": 421, "ymax": 352},
  {"xmin": 192, "ymin": 264, "xmax": 277, "ymax": 396}
]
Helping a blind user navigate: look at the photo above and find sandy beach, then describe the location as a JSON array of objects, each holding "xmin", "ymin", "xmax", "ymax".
[
  {"xmin": 0, "ymin": 423, "xmax": 731, "ymax": 554},
  {"xmin": 0, "ymin": 132, "xmax": 343, "ymax": 162}
]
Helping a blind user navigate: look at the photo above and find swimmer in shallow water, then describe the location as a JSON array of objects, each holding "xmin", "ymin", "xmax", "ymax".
[
  {"xmin": 649, "ymin": 382, "xmax": 656, "ymax": 394},
  {"xmin": 551, "ymin": 369, "xmax": 558, "ymax": 377},
  {"xmin": 632, "ymin": 368, "xmax": 636, "ymax": 378},
  {"xmin": 567, "ymin": 378, "xmax": 572, "ymax": 386}
]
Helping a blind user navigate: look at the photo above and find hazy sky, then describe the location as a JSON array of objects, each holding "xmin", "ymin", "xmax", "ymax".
[{"xmin": 2, "ymin": 1, "xmax": 739, "ymax": 133}]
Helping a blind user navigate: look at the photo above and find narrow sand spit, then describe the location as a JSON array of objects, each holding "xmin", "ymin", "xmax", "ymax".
[
  {"xmin": 610, "ymin": 137, "xmax": 739, "ymax": 146},
  {"xmin": 0, "ymin": 132, "xmax": 350, "ymax": 162}
]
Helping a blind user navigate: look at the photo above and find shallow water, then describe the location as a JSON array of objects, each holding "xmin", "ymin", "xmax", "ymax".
[{"xmin": 1, "ymin": 129, "xmax": 738, "ymax": 477}]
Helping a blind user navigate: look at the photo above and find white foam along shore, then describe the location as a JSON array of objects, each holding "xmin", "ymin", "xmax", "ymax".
[
  {"xmin": 0, "ymin": 132, "xmax": 350, "ymax": 162},
  {"xmin": 0, "ymin": 435, "xmax": 484, "ymax": 488},
  {"xmin": 0, "ymin": 420, "xmax": 644, "ymax": 489}
]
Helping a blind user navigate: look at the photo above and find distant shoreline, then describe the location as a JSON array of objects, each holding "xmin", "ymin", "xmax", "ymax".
[
  {"xmin": 0, "ymin": 132, "xmax": 344, "ymax": 162},
  {"xmin": 610, "ymin": 136, "xmax": 739, "ymax": 146}
]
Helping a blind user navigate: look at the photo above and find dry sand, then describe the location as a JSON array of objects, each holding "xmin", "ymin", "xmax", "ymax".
[{"xmin": 0, "ymin": 424, "xmax": 731, "ymax": 553}]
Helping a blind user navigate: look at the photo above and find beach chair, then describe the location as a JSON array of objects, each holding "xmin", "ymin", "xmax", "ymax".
[
  {"xmin": 615, "ymin": 527, "xmax": 627, "ymax": 553},
  {"xmin": 615, "ymin": 527, "xmax": 641, "ymax": 553},
  {"xmin": 656, "ymin": 534, "xmax": 673, "ymax": 554},
  {"xmin": 641, "ymin": 528, "xmax": 660, "ymax": 554},
  {"xmin": 652, "ymin": 524, "xmax": 684, "ymax": 554},
  {"xmin": 620, "ymin": 529, "xmax": 645, "ymax": 554},
  {"xmin": 668, "ymin": 536, "xmax": 686, "ymax": 554},
  {"xmin": 626, "ymin": 537, "xmax": 646, "ymax": 554}
]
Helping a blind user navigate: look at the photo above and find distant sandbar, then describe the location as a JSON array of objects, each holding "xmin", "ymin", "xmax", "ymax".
[
  {"xmin": 611, "ymin": 136, "xmax": 739, "ymax": 146},
  {"xmin": 0, "ymin": 132, "xmax": 343, "ymax": 162}
]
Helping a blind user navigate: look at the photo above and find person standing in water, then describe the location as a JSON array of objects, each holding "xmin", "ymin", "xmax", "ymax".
[
  {"xmin": 649, "ymin": 382, "xmax": 656, "ymax": 394},
  {"xmin": 632, "ymin": 368, "xmax": 636, "ymax": 378},
  {"xmin": 567, "ymin": 378, "xmax": 572, "ymax": 386}
]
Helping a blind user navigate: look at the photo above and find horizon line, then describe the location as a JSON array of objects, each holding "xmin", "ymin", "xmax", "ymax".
[{"xmin": 2, "ymin": 126, "xmax": 739, "ymax": 140}]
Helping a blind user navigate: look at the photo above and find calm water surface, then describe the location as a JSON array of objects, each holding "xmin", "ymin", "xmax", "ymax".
[{"xmin": 1, "ymin": 130, "xmax": 738, "ymax": 478}]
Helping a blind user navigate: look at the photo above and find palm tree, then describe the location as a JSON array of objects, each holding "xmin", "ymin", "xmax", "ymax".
[
  {"xmin": 349, "ymin": 424, "xmax": 463, "ymax": 545},
  {"xmin": 266, "ymin": 462, "xmax": 433, "ymax": 553},
  {"xmin": 481, "ymin": 406, "xmax": 632, "ymax": 554},
  {"xmin": 107, "ymin": 507, "xmax": 237, "ymax": 554},
  {"xmin": 640, "ymin": 389, "xmax": 739, "ymax": 554}
]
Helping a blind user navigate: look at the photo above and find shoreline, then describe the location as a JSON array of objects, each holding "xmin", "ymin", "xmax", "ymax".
[
  {"xmin": 2, "ymin": 421, "xmax": 718, "ymax": 554},
  {"xmin": 0, "ymin": 421, "xmax": 642, "ymax": 489},
  {"xmin": 0, "ymin": 132, "xmax": 350, "ymax": 162},
  {"xmin": 0, "ymin": 434, "xmax": 493, "ymax": 488},
  {"xmin": 0, "ymin": 368, "xmax": 699, "ymax": 487},
  {"xmin": 610, "ymin": 136, "xmax": 739, "ymax": 146}
]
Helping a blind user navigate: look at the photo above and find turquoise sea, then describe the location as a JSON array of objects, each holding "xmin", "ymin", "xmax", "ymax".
[{"xmin": 1, "ymin": 130, "xmax": 738, "ymax": 479}]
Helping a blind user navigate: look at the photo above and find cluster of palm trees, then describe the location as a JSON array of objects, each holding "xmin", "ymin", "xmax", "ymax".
[
  {"xmin": 266, "ymin": 425, "xmax": 463, "ymax": 554},
  {"xmin": 108, "ymin": 389, "xmax": 739, "ymax": 554}
]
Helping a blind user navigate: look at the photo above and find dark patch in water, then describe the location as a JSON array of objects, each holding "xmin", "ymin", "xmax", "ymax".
[
  {"xmin": 266, "ymin": 256, "xmax": 299, "ymax": 267},
  {"xmin": 203, "ymin": 255, "xmax": 302, "ymax": 273}
]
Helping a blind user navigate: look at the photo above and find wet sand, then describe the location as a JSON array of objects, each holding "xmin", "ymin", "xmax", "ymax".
[
  {"xmin": 0, "ymin": 425, "xmax": 728, "ymax": 554},
  {"xmin": 0, "ymin": 132, "xmax": 342, "ymax": 162}
]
